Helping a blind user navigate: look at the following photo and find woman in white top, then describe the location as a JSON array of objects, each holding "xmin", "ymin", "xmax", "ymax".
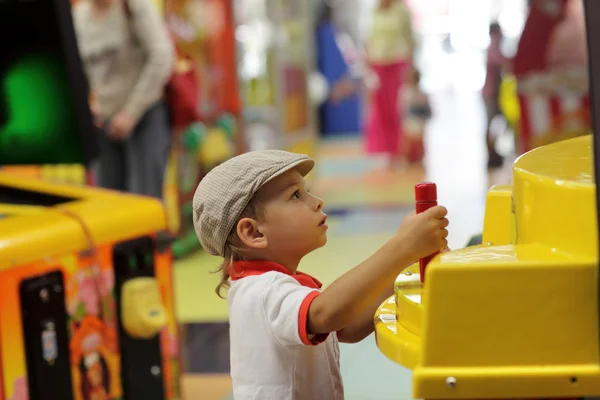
[
  {"xmin": 73, "ymin": 0, "xmax": 174, "ymax": 198},
  {"xmin": 365, "ymin": 0, "xmax": 415, "ymax": 169}
]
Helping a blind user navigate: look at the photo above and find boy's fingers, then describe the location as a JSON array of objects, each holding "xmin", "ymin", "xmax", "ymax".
[
  {"xmin": 424, "ymin": 206, "xmax": 447, "ymax": 218},
  {"xmin": 439, "ymin": 218, "xmax": 449, "ymax": 228}
]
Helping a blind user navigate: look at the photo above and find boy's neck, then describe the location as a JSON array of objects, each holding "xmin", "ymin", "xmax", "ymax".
[{"xmin": 243, "ymin": 253, "xmax": 302, "ymax": 274}]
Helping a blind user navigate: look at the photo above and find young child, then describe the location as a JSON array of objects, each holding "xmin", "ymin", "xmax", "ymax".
[
  {"xmin": 192, "ymin": 150, "xmax": 448, "ymax": 399},
  {"xmin": 483, "ymin": 22, "xmax": 511, "ymax": 168},
  {"xmin": 403, "ymin": 69, "xmax": 432, "ymax": 165}
]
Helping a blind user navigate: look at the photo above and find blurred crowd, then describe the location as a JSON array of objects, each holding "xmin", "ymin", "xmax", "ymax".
[{"xmin": 71, "ymin": 0, "xmax": 588, "ymax": 200}]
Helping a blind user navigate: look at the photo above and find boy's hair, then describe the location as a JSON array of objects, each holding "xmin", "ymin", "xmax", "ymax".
[{"xmin": 213, "ymin": 192, "xmax": 264, "ymax": 298}]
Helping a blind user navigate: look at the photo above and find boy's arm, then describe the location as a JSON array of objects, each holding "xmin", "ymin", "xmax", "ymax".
[
  {"xmin": 307, "ymin": 206, "xmax": 447, "ymax": 337},
  {"xmin": 307, "ymin": 237, "xmax": 417, "ymax": 336},
  {"xmin": 335, "ymin": 246, "xmax": 451, "ymax": 343},
  {"xmin": 336, "ymin": 286, "xmax": 394, "ymax": 343}
]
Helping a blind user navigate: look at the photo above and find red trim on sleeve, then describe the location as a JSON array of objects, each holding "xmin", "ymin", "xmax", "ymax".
[{"xmin": 298, "ymin": 291, "xmax": 329, "ymax": 346}]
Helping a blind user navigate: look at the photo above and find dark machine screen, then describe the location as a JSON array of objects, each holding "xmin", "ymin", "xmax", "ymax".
[{"xmin": 0, "ymin": 0, "xmax": 97, "ymax": 165}]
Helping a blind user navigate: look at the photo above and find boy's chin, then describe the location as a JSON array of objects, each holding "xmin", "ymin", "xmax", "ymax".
[
  {"xmin": 316, "ymin": 234, "xmax": 328, "ymax": 248},
  {"xmin": 295, "ymin": 235, "xmax": 328, "ymax": 257}
]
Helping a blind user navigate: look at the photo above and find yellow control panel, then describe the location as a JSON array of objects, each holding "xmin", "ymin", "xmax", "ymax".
[{"xmin": 375, "ymin": 135, "xmax": 598, "ymax": 399}]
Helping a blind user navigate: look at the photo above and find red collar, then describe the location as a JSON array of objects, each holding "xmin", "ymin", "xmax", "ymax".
[{"xmin": 228, "ymin": 260, "xmax": 323, "ymax": 289}]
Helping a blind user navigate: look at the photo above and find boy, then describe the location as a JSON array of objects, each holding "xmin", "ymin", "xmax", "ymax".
[{"xmin": 193, "ymin": 150, "xmax": 448, "ymax": 399}]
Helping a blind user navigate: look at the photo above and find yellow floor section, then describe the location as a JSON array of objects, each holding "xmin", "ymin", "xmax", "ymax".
[
  {"xmin": 174, "ymin": 251, "xmax": 226, "ymax": 323},
  {"xmin": 182, "ymin": 374, "xmax": 233, "ymax": 399}
]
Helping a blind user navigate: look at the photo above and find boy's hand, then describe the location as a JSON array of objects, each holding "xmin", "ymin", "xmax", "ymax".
[{"xmin": 396, "ymin": 206, "xmax": 449, "ymax": 261}]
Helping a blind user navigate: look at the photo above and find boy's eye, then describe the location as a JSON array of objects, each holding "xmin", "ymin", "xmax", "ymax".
[{"xmin": 291, "ymin": 190, "xmax": 300, "ymax": 199}]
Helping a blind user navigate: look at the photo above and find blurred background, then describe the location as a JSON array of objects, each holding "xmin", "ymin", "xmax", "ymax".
[{"xmin": 0, "ymin": 0, "xmax": 590, "ymax": 398}]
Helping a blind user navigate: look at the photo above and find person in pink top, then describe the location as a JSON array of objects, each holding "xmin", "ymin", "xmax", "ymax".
[{"xmin": 483, "ymin": 22, "xmax": 511, "ymax": 169}]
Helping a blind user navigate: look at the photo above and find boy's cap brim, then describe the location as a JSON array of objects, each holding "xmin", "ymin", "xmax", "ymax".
[{"xmin": 192, "ymin": 150, "xmax": 315, "ymax": 257}]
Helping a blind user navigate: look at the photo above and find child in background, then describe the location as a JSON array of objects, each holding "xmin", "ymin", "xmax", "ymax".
[
  {"xmin": 483, "ymin": 22, "xmax": 511, "ymax": 168},
  {"xmin": 193, "ymin": 149, "xmax": 449, "ymax": 399},
  {"xmin": 403, "ymin": 69, "xmax": 431, "ymax": 165}
]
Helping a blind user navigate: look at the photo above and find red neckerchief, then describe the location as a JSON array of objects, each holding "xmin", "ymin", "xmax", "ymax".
[{"xmin": 228, "ymin": 260, "xmax": 323, "ymax": 289}]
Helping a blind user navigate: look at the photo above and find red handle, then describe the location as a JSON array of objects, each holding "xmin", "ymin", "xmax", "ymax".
[{"xmin": 415, "ymin": 183, "xmax": 438, "ymax": 283}]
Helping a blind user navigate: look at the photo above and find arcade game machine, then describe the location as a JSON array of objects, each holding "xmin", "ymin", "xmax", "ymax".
[
  {"xmin": 0, "ymin": 0, "xmax": 96, "ymax": 185},
  {"xmin": 163, "ymin": 0, "xmax": 241, "ymax": 258},
  {"xmin": 511, "ymin": 0, "xmax": 590, "ymax": 155},
  {"xmin": 373, "ymin": 1, "xmax": 600, "ymax": 399},
  {"xmin": 0, "ymin": 0, "xmax": 181, "ymax": 398},
  {"xmin": 234, "ymin": 0, "xmax": 318, "ymax": 157}
]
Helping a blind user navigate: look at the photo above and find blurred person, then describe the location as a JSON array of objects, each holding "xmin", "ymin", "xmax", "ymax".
[
  {"xmin": 513, "ymin": 0, "xmax": 566, "ymax": 78},
  {"xmin": 403, "ymin": 69, "xmax": 431, "ymax": 165},
  {"xmin": 547, "ymin": 0, "xmax": 587, "ymax": 69},
  {"xmin": 512, "ymin": 0, "xmax": 566, "ymax": 154},
  {"xmin": 316, "ymin": 3, "xmax": 356, "ymax": 105},
  {"xmin": 365, "ymin": 0, "xmax": 415, "ymax": 170},
  {"xmin": 315, "ymin": 1, "xmax": 362, "ymax": 136},
  {"xmin": 483, "ymin": 22, "xmax": 511, "ymax": 169},
  {"xmin": 73, "ymin": 0, "xmax": 174, "ymax": 198}
]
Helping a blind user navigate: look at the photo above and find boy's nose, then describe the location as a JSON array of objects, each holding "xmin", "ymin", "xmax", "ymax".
[{"xmin": 313, "ymin": 195, "xmax": 323, "ymax": 212}]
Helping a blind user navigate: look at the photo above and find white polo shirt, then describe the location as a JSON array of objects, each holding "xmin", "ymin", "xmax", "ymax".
[{"xmin": 227, "ymin": 260, "xmax": 344, "ymax": 400}]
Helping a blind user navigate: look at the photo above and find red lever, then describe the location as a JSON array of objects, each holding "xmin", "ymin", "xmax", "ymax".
[{"xmin": 415, "ymin": 182, "xmax": 438, "ymax": 283}]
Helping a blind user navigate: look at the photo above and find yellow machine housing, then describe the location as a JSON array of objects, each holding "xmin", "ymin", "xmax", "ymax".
[
  {"xmin": 375, "ymin": 135, "xmax": 599, "ymax": 399},
  {"xmin": 0, "ymin": 173, "xmax": 181, "ymax": 400}
]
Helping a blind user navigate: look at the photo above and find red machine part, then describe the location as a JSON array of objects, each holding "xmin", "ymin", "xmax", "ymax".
[{"xmin": 415, "ymin": 182, "xmax": 438, "ymax": 283}]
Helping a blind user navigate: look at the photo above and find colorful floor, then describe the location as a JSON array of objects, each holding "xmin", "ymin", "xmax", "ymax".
[{"xmin": 174, "ymin": 83, "xmax": 514, "ymax": 399}]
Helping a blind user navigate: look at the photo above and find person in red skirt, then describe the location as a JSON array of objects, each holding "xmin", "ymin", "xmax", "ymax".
[{"xmin": 365, "ymin": 0, "xmax": 415, "ymax": 170}]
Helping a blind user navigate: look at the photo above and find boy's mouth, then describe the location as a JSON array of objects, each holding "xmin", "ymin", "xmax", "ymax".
[{"xmin": 319, "ymin": 215, "xmax": 328, "ymax": 227}]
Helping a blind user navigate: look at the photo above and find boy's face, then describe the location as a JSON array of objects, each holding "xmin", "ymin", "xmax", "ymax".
[{"xmin": 257, "ymin": 169, "xmax": 328, "ymax": 262}]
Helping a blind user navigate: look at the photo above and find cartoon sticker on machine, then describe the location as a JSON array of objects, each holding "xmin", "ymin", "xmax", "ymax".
[
  {"xmin": 80, "ymin": 351, "xmax": 110, "ymax": 400},
  {"xmin": 42, "ymin": 320, "xmax": 58, "ymax": 365},
  {"xmin": 121, "ymin": 277, "xmax": 167, "ymax": 339}
]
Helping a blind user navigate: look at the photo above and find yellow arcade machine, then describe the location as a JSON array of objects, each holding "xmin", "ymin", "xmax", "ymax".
[
  {"xmin": 0, "ymin": 1, "xmax": 181, "ymax": 399},
  {"xmin": 374, "ymin": 2, "xmax": 600, "ymax": 399}
]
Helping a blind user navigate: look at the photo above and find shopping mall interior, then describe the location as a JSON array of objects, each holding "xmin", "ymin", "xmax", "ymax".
[{"xmin": 0, "ymin": 0, "xmax": 597, "ymax": 399}]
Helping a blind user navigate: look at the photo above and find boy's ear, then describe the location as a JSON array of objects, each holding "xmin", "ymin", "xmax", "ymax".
[{"xmin": 237, "ymin": 218, "xmax": 268, "ymax": 249}]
